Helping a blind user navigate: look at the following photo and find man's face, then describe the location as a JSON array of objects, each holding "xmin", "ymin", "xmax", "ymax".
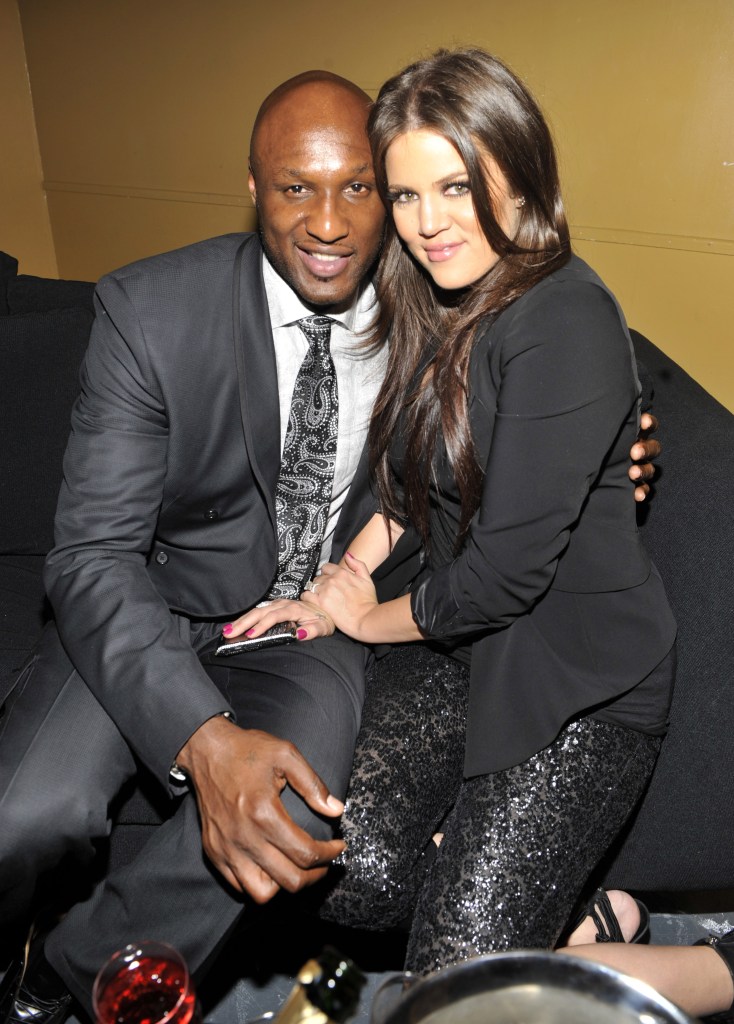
[{"xmin": 249, "ymin": 84, "xmax": 385, "ymax": 312}]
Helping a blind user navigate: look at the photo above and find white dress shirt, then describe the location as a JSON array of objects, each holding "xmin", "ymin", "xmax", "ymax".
[{"xmin": 262, "ymin": 255, "xmax": 387, "ymax": 565}]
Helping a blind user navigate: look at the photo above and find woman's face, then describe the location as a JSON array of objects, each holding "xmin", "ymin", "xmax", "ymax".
[{"xmin": 385, "ymin": 129, "xmax": 519, "ymax": 290}]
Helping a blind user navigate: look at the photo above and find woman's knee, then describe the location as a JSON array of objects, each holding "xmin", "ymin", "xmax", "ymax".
[{"xmin": 319, "ymin": 831, "xmax": 431, "ymax": 930}]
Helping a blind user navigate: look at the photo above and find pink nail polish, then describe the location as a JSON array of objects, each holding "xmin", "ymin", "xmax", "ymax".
[
  {"xmin": 246, "ymin": 628, "xmax": 255, "ymax": 637},
  {"xmin": 297, "ymin": 628, "xmax": 307, "ymax": 640},
  {"xmin": 222, "ymin": 623, "xmax": 233, "ymax": 636}
]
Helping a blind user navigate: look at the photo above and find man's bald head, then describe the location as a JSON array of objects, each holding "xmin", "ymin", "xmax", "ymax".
[
  {"xmin": 249, "ymin": 71, "xmax": 372, "ymax": 171},
  {"xmin": 247, "ymin": 71, "xmax": 384, "ymax": 311}
]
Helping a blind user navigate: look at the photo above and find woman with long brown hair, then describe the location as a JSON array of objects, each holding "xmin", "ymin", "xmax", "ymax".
[{"xmin": 236, "ymin": 48, "xmax": 677, "ymax": 971}]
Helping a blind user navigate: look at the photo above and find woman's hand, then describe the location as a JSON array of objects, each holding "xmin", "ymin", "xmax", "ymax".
[
  {"xmin": 222, "ymin": 598, "xmax": 335, "ymax": 643},
  {"xmin": 306, "ymin": 552, "xmax": 380, "ymax": 641}
]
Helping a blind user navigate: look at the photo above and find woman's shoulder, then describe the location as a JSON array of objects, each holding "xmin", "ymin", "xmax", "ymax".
[
  {"xmin": 515, "ymin": 254, "xmax": 620, "ymax": 316},
  {"xmin": 473, "ymin": 255, "xmax": 634, "ymax": 387},
  {"xmin": 483, "ymin": 255, "xmax": 628, "ymax": 347}
]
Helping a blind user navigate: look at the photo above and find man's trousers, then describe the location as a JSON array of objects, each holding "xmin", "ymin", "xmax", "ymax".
[{"xmin": 0, "ymin": 621, "xmax": 366, "ymax": 1016}]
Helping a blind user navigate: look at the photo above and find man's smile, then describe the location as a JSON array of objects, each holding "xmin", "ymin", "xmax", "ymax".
[{"xmin": 297, "ymin": 247, "xmax": 352, "ymax": 278}]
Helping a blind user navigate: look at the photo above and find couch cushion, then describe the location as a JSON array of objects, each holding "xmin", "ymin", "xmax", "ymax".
[
  {"xmin": 0, "ymin": 307, "xmax": 94, "ymax": 554},
  {"xmin": 602, "ymin": 330, "xmax": 734, "ymax": 891},
  {"xmin": 7, "ymin": 275, "xmax": 95, "ymax": 315},
  {"xmin": 0, "ymin": 252, "xmax": 19, "ymax": 315}
]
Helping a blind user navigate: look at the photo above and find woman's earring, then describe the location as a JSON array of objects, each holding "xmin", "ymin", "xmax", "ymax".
[{"xmin": 516, "ymin": 196, "xmax": 526, "ymax": 208}]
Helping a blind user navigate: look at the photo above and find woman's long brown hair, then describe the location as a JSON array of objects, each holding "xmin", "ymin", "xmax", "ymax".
[{"xmin": 367, "ymin": 49, "xmax": 571, "ymax": 549}]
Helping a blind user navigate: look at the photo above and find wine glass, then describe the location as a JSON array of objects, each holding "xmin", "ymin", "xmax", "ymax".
[{"xmin": 92, "ymin": 940, "xmax": 200, "ymax": 1024}]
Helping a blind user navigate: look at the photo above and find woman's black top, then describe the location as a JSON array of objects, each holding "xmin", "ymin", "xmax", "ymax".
[{"xmin": 390, "ymin": 256, "xmax": 676, "ymax": 775}]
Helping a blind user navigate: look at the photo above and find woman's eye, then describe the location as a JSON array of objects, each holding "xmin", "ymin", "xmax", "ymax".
[
  {"xmin": 445, "ymin": 181, "xmax": 471, "ymax": 197},
  {"xmin": 388, "ymin": 190, "xmax": 416, "ymax": 205}
]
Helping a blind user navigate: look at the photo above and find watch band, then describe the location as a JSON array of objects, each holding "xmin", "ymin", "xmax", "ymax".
[{"xmin": 169, "ymin": 711, "xmax": 234, "ymax": 782}]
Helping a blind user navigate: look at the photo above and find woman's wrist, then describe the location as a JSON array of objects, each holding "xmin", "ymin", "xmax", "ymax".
[
  {"xmin": 351, "ymin": 597, "xmax": 422, "ymax": 645},
  {"xmin": 353, "ymin": 605, "xmax": 381, "ymax": 644}
]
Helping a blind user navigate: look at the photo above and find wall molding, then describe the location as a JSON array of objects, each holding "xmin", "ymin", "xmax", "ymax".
[
  {"xmin": 43, "ymin": 181, "xmax": 733, "ymax": 256},
  {"xmin": 43, "ymin": 180, "xmax": 253, "ymax": 208},
  {"xmin": 571, "ymin": 224, "xmax": 733, "ymax": 257}
]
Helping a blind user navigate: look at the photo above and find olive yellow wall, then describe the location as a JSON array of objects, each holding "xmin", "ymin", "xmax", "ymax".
[
  {"xmin": 0, "ymin": 0, "xmax": 56, "ymax": 275},
  {"xmin": 14, "ymin": 0, "xmax": 734, "ymax": 409}
]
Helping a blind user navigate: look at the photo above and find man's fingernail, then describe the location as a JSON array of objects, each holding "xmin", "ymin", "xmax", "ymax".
[
  {"xmin": 297, "ymin": 628, "xmax": 308, "ymax": 640},
  {"xmin": 222, "ymin": 623, "xmax": 233, "ymax": 636},
  {"xmin": 246, "ymin": 628, "xmax": 255, "ymax": 637}
]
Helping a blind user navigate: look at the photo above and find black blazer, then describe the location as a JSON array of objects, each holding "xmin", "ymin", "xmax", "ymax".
[
  {"xmin": 409, "ymin": 256, "xmax": 677, "ymax": 774},
  {"xmin": 44, "ymin": 234, "xmax": 381, "ymax": 785}
]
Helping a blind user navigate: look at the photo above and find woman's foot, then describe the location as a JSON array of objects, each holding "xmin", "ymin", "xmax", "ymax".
[{"xmin": 565, "ymin": 889, "xmax": 642, "ymax": 946}]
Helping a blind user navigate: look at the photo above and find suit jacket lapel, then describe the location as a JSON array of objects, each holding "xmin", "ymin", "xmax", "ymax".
[{"xmin": 231, "ymin": 236, "xmax": 280, "ymax": 531}]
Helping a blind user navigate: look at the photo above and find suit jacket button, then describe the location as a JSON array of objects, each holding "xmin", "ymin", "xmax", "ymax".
[
  {"xmin": 204, "ymin": 508, "xmax": 219, "ymax": 521},
  {"xmin": 155, "ymin": 551, "xmax": 169, "ymax": 565}
]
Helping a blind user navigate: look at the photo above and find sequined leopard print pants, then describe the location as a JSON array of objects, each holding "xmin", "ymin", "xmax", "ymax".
[{"xmin": 320, "ymin": 643, "xmax": 661, "ymax": 974}]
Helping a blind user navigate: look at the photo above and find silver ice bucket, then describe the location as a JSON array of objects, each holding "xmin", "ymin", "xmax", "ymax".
[{"xmin": 371, "ymin": 951, "xmax": 696, "ymax": 1024}]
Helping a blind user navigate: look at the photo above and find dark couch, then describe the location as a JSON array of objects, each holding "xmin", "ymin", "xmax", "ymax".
[
  {"xmin": 0, "ymin": 252, "xmax": 94, "ymax": 686},
  {"xmin": 601, "ymin": 330, "xmax": 734, "ymax": 895},
  {"xmin": 0, "ymin": 253, "xmax": 169, "ymax": 874},
  {"xmin": 1, "ymin": 250, "xmax": 733, "ymax": 908}
]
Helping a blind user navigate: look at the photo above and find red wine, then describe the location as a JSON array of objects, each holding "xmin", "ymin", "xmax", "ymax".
[{"xmin": 94, "ymin": 954, "xmax": 198, "ymax": 1024}]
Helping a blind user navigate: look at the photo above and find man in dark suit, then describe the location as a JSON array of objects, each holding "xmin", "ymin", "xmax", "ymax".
[
  {"xmin": 0, "ymin": 68, "xmax": 658, "ymax": 1024},
  {"xmin": 0, "ymin": 71, "xmax": 387, "ymax": 1024}
]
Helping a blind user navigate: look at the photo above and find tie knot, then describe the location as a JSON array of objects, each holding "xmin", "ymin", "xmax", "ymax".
[{"xmin": 298, "ymin": 315, "xmax": 333, "ymax": 347}]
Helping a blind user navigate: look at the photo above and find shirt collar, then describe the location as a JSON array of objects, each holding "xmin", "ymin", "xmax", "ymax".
[{"xmin": 262, "ymin": 253, "xmax": 376, "ymax": 335}]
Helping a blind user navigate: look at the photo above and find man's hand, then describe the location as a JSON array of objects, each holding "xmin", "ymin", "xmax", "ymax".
[
  {"xmin": 629, "ymin": 412, "xmax": 661, "ymax": 502},
  {"xmin": 175, "ymin": 715, "xmax": 345, "ymax": 903}
]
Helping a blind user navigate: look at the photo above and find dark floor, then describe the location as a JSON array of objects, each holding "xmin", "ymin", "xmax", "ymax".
[
  {"xmin": 12, "ymin": 904, "xmax": 726, "ymax": 1024},
  {"xmin": 4, "ymin": 889, "xmax": 734, "ymax": 1024},
  {"xmin": 200, "ymin": 907, "xmax": 734, "ymax": 1023}
]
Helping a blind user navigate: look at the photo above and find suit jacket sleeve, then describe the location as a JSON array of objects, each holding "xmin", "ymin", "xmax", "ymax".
[
  {"xmin": 411, "ymin": 279, "xmax": 639, "ymax": 638},
  {"xmin": 44, "ymin": 276, "xmax": 231, "ymax": 789}
]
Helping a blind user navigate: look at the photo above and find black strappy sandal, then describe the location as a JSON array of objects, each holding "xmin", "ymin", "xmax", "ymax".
[
  {"xmin": 694, "ymin": 928, "xmax": 734, "ymax": 1022},
  {"xmin": 571, "ymin": 887, "xmax": 650, "ymax": 944}
]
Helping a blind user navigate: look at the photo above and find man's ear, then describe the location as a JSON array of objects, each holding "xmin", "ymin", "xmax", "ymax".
[{"xmin": 248, "ymin": 165, "xmax": 257, "ymax": 205}]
